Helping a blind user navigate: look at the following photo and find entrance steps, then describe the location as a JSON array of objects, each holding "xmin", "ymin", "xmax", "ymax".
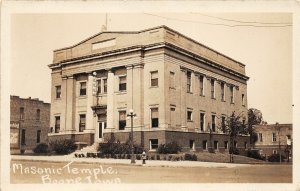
[{"xmin": 71, "ymin": 142, "xmax": 100, "ymax": 158}]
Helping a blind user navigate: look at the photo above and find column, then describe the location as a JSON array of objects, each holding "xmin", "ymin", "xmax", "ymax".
[
  {"xmin": 106, "ymin": 69, "xmax": 115, "ymax": 131},
  {"xmin": 180, "ymin": 67, "xmax": 187, "ymax": 128},
  {"xmin": 60, "ymin": 76, "xmax": 67, "ymax": 132},
  {"xmin": 126, "ymin": 64, "xmax": 144, "ymax": 129},
  {"xmin": 65, "ymin": 76, "xmax": 75, "ymax": 132},
  {"xmin": 85, "ymin": 73, "xmax": 94, "ymax": 131}
]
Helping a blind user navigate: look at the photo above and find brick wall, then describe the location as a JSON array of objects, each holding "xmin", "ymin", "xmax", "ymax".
[{"xmin": 10, "ymin": 96, "xmax": 50, "ymax": 153}]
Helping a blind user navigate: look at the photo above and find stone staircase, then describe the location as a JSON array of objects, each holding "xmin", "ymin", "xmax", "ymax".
[{"xmin": 72, "ymin": 142, "xmax": 100, "ymax": 158}]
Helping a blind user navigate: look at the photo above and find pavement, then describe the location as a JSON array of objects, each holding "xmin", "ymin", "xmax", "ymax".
[{"xmin": 11, "ymin": 154, "xmax": 262, "ymax": 168}]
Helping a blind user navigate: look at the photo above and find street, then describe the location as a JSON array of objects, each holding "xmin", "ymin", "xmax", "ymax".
[{"xmin": 10, "ymin": 159, "xmax": 292, "ymax": 183}]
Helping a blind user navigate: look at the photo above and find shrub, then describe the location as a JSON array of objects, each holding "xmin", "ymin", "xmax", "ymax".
[
  {"xmin": 184, "ymin": 153, "xmax": 192, "ymax": 160},
  {"xmin": 157, "ymin": 141, "xmax": 182, "ymax": 154},
  {"xmin": 136, "ymin": 154, "xmax": 141, "ymax": 160},
  {"xmin": 184, "ymin": 153, "xmax": 198, "ymax": 161},
  {"xmin": 247, "ymin": 150, "xmax": 264, "ymax": 160},
  {"xmin": 33, "ymin": 143, "xmax": 49, "ymax": 154},
  {"xmin": 98, "ymin": 138, "xmax": 143, "ymax": 155},
  {"xmin": 191, "ymin": 154, "xmax": 198, "ymax": 161},
  {"xmin": 268, "ymin": 154, "xmax": 286, "ymax": 162},
  {"xmin": 49, "ymin": 139, "xmax": 77, "ymax": 155}
]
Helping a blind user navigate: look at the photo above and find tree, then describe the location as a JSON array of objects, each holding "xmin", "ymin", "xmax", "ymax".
[
  {"xmin": 248, "ymin": 108, "xmax": 263, "ymax": 147},
  {"xmin": 219, "ymin": 111, "xmax": 247, "ymax": 163}
]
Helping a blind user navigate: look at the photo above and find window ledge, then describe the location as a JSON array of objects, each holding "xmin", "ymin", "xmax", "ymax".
[
  {"xmin": 169, "ymin": 87, "xmax": 176, "ymax": 90},
  {"xmin": 200, "ymin": 94, "xmax": 205, "ymax": 97},
  {"xmin": 187, "ymin": 92, "xmax": 193, "ymax": 94},
  {"xmin": 97, "ymin": 93, "xmax": 107, "ymax": 97},
  {"xmin": 115, "ymin": 91, "xmax": 127, "ymax": 95},
  {"xmin": 187, "ymin": 120, "xmax": 193, "ymax": 122},
  {"xmin": 55, "ymin": 98, "xmax": 61, "ymax": 100},
  {"xmin": 211, "ymin": 97, "xmax": 216, "ymax": 100},
  {"xmin": 78, "ymin": 95, "xmax": 87, "ymax": 99},
  {"xmin": 150, "ymin": 86, "xmax": 159, "ymax": 89}
]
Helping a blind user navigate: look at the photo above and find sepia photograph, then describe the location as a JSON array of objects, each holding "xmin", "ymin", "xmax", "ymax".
[{"xmin": 1, "ymin": 1, "xmax": 299, "ymax": 191}]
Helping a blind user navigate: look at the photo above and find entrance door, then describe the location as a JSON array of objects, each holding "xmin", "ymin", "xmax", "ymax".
[{"xmin": 98, "ymin": 121, "xmax": 107, "ymax": 139}]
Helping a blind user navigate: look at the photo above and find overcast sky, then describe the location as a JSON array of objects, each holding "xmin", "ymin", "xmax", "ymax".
[{"xmin": 10, "ymin": 13, "xmax": 292, "ymax": 124}]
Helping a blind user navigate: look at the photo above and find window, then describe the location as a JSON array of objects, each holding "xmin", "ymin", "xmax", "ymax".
[
  {"xmin": 119, "ymin": 111, "xmax": 126, "ymax": 130},
  {"xmin": 272, "ymin": 133, "xmax": 277, "ymax": 142},
  {"xmin": 150, "ymin": 139, "xmax": 158, "ymax": 150},
  {"xmin": 211, "ymin": 115, "xmax": 216, "ymax": 132},
  {"xmin": 170, "ymin": 72, "xmax": 175, "ymax": 88},
  {"xmin": 55, "ymin": 116, "xmax": 60, "ymax": 133},
  {"xmin": 80, "ymin": 82, "xmax": 87, "ymax": 96},
  {"xmin": 230, "ymin": 86, "xmax": 234, "ymax": 103},
  {"xmin": 190, "ymin": 140, "xmax": 195, "ymax": 150},
  {"xmin": 187, "ymin": 111, "xmax": 192, "ymax": 121},
  {"xmin": 79, "ymin": 114, "xmax": 86, "ymax": 132},
  {"xmin": 103, "ymin": 79, "xmax": 107, "ymax": 93},
  {"xmin": 200, "ymin": 113, "xmax": 205, "ymax": 131},
  {"xmin": 151, "ymin": 71, "xmax": 158, "ymax": 87},
  {"xmin": 286, "ymin": 135, "xmax": 292, "ymax": 145},
  {"xmin": 214, "ymin": 141, "xmax": 218, "ymax": 150},
  {"xmin": 36, "ymin": 109, "xmax": 40, "ymax": 121},
  {"xmin": 259, "ymin": 133, "xmax": 263, "ymax": 142},
  {"xmin": 20, "ymin": 107, "xmax": 24, "ymax": 120},
  {"xmin": 211, "ymin": 79, "xmax": 215, "ymax": 99},
  {"xmin": 151, "ymin": 108, "xmax": 159, "ymax": 128},
  {"xmin": 170, "ymin": 107, "xmax": 176, "ymax": 127},
  {"xmin": 199, "ymin": 75, "xmax": 204, "ymax": 96},
  {"xmin": 224, "ymin": 141, "xmax": 228, "ymax": 149},
  {"xmin": 273, "ymin": 150, "xmax": 278, "ymax": 154},
  {"xmin": 119, "ymin": 76, "xmax": 127, "ymax": 91},
  {"xmin": 242, "ymin": 94, "xmax": 245, "ymax": 106},
  {"xmin": 221, "ymin": 116, "xmax": 226, "ymax": 133},
  {"xmin": 187, "ymin": 71, "xmax": 192, "ymax": 93},
  {"xmin": 37, "ymin": 130, "xmax": 41, "ymax": 143},
  {"xmin": 244, "ymin": 142, "xmax": 247, "ymax": 149},
  {"xmin": 97, "ymin": 78, "xmax": 107, "ymax": 94},
  {"xmin": 202, "ymin": 140, "xmax": 207, "ymax": 150},
  {"xmin": 56, "ymin": 86, "xmax": 61, "ymax": 98},
  {"xmin": 221, "ymin": 82, "xmax": 225, "ymax": 101},
  {"xmin": 21, "ymin": 129, "xmax": 26, "ymax": 145}
]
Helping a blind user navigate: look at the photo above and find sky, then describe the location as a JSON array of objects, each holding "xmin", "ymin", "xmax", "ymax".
[{"xmin": 10, "ymin": 13, "xmax": 292, "ymax": 124}]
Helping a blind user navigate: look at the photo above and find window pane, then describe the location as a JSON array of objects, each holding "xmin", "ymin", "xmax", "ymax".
[
  {"xmin": 21, "ymin": 129, "xmax": 26, "ymax": 145},
  {"xmin": 119, "ymin": 76, "xmax": 127, "ymax": 91},
  {"xmin": 119, "ymin": 111, "xmax": 126, "ymax": 120},
  {"xmin": 151, "ymin": 108, "xmax": 159, "ymax": 118},
  {"xmin": 200, "ymin": 76, "xmax": 204, "ymax": 95},
  {"xmin": 56, "ymin": 86, "xmax": 61, "ymax": 98},
  {"xmin": 151, "ymin": 72, "xmax": 158, "ymax": 87},
  {"xmin": 211, "ymin": 79, "xmax": 215, "ymax": 98},
  {"xmin": 103, "ymin": 79, "xmax": 107, "ymax": 93},
  {"xmin": 97, "ymin": 80, "xmax": 101, "ymax": 94},
  {"xmin": 151, "ymin": 79, "xmax": 158, "ymax": 87},
  {"xmin": 80, "ymin": 82, "xmax": 87, "ymax": 95},
  {"xmin": 150, "ymin": 139, "xmax": 158, "ymax": 149}
]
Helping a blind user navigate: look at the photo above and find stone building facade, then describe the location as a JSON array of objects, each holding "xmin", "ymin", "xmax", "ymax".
[
  {"xmin": 254, "ymin": 124, "xmax": 292, "ymax": 159},
  {"xmin": 48, "ymin": 26, "xmax": 249, "ymax": 153},
  {"xmin": 10, "ymin": 95, "xmax": 50, "ymax": 154}
]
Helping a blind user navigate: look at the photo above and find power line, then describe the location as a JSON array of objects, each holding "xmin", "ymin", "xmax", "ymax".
[
  {"xmin": 195, "ymin": 13, "xmax": 292, "ymax": 25},
  {"xmin": 143, "ymin": 13, "xmax": 292, "ymax": 28}
]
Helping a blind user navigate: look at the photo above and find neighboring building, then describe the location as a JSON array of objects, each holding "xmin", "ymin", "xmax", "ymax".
[
  {"xmin": 254, "ymin": 124, "xmax": 292, "ymax": 159},
  {"xmin": 48, "ymin": 25, "xmax": 249, "ymax": 153},
  {"xmin": 10, "ymin": 95, "xmax": 50, "ymax": 154}
]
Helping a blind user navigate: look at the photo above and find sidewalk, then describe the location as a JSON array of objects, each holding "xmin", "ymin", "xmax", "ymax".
[{"xmin": 10, "ymin": 155, "xmax": 255, "ymax": 168}]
